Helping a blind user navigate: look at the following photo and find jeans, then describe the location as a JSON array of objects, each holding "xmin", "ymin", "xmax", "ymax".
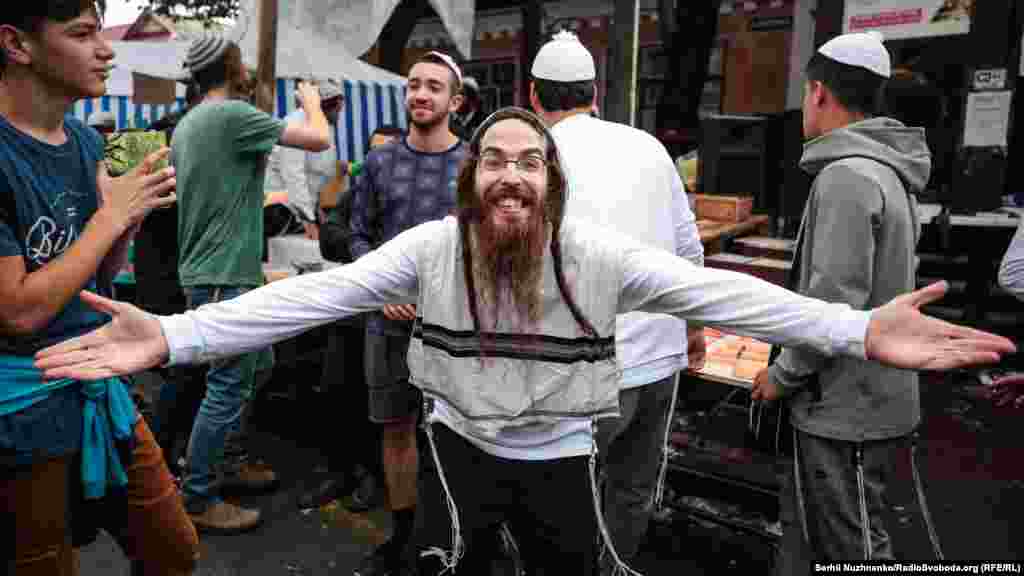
[
  {"xmin": 181, "ymin": 285, "xmax": 261, "ymax": 512},
  {"xmin": 221, "ymin": 363, "xmax": 273, "ymax": 474},
  {"xmin": 151, "ymin": 365, "xmax": 206, "ymax": 476}
]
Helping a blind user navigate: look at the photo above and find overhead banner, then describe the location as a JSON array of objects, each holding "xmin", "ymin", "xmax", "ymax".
[{"xmin": 843, "ymin": 0, "xmax": 971, "ymax": 40}]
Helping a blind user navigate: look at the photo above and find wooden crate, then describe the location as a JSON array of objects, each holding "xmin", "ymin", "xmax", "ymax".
[
  {"xmin": 694, "ymin": 194, "xmax": 753, "ymax": 223},
  {"xmin": 704, "ymin": 253, "xmax": 790, "ymax": 287},
  {"xmin": 731, "ymin": 236, "xmax": 795, "ymax": 260}
]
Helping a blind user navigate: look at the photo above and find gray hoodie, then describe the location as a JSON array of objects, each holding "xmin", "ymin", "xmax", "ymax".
[{"xmin": 768, "ymin": 117, "xmax": 931, "ymax": 441}]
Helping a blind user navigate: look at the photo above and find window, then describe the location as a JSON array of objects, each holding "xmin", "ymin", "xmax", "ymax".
[
  {"xmin": 462, "ymin": 59, "xmax": 519, "ymax": 113},
  {"xmin": 634, "ymin": 42, "xmax": 724, "ymax": 133},
  {"xmin": 637, "ymin": 44, "xmax": 667, "ymax": 134}
]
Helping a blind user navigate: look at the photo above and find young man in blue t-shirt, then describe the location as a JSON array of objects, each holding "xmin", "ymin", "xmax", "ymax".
[{"xmin": 0, "ymin": 2, "xmax": 198, "ymax": 573}]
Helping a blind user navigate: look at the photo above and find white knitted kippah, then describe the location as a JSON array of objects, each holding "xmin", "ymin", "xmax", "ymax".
[
  {"xmin": 818, "ymin": 31, "xmax": 891, "ymax": 78},
  {"xmin": 424, "ymin": 51, "xmax": 463, "ymax": 85},
  {"xmin": 531, "ymin": 30, "xmax": 596, "ymax": 82}
]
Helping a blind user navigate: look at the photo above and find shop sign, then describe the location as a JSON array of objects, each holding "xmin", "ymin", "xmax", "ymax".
[
  {"xmin": 843, "ymin": 0, "xmax": 972, "ymax": 40},
  {"xmin": 973, "ymin": 69, "xmax": 1007, "ymax": 91}
]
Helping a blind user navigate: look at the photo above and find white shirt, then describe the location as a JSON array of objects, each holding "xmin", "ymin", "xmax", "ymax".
[
  {"xmin": 999, "ymin": 220, "xmax": 1024, "ymax": 301},
  {"xmin": 264, "ymin": 110, "xmax": 336, "ymax": 222},
  {"xmin": 160, "ymin": 217, "xmax": 870, "ymax": 460},
  {"xmin": 553, "ymin": 113, "xmax": 704, "ymax": 389}
]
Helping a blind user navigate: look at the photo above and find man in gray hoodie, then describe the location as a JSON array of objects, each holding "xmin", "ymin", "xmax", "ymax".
[{"xmin": 752, "ymin": 32, "xmax": 932, "ymax": 567}]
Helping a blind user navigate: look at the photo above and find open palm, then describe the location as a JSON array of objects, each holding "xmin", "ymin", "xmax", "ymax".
[
  {"xmin": 35, "ymin": 291, "xmax": 170, "ymax": 381},
  {"xmin": 866, "ymin": 282, "xmax": 1016, "ymax": 371}
]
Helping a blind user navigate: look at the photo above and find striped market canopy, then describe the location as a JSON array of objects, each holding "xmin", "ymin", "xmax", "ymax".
[
  {"xmin": 69, "ymin": 95, "xmax": 187, "ymax": 134},
  {"xmin": 273, "ymin": 78, "xmax": 408, "ymax": 164},
  {"xmin": 69, "ymin": 77, "xmax": 407, "ymax": 164}
]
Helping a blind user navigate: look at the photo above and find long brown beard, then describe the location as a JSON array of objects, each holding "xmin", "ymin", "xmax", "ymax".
[{"xmin": 472, "ymin": 201, "xmax": 547, "ymax": 331}]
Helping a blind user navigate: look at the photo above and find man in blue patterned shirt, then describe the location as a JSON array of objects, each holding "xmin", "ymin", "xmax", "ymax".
[{"xmin": 348, "ymin": 50, "xmax": 468, "ymax": 576}]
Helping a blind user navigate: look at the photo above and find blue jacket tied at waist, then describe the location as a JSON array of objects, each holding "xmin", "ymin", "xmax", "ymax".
[{"xmin": 0, "ymin": 355, "xmax": 135, "ymax": 498}]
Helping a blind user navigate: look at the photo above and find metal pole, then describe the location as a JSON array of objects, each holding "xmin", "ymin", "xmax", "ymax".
[
  {"xmin": 255, "ymin": 0, "xmax": 278, "ymax": 114},
  {"xmin": 608, "ymin": 0, "xmax": 639, "ymax": 125}
]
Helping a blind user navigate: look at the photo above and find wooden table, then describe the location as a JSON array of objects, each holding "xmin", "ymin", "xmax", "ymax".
[
  {"xmin": 687, "ymin": 327, "xmax": 771, "ymax": 390},
  {"xmin": 698, "ymin": 215, "xmax": 772, "ymax": 255}
]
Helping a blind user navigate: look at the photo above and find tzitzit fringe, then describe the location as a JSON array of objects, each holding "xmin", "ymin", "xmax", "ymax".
[
  {"xmin": 653, "ymin": 372, "xmax": 681, "ymax": 511},
  {"xmin": 792, "ymin": 429, "xmax": 811, "ymax": 544},
  {"xmin": 910, "ymin": 437, "xmax": 945, "ymax": 560},
  {"xmin": 419, "ymin": 422, "xmax": 465, "ymax": 574},
  {"xmin": 855, "ymin": 445, "xmax": 872, "ymax": 561},
  {"xmin": 590, "ymin": 426, "xmax": 645, "ymax": 576}
]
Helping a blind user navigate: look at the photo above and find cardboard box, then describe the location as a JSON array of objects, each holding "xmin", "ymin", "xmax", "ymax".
[
  {"xmin": 694, "ymin": 194, "xmax": 753, "ymax": 222},
  {"xmin": 132, "ymin": 72, "xmax": 178, "ymax": 105}
]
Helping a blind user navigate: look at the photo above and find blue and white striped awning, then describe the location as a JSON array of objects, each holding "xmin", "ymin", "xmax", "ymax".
[
  {"xmin": 69, "ymin": 78, "xmax": 406, "ymax": 165},
  {"xmin": 69, "ymin": 95, "xmax": 187, "ymax": 133},
  {"xmin": 273, "ymin": 78, "xmax": 407, "ymax": 164}
]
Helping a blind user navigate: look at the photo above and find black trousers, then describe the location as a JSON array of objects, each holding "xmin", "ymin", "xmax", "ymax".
[
  {"xmin": 321, "ymin": 317, "xmax": 380, "ymax": 477},
  {"xmin": 412, "ymin": 422, "xmax": 597, "ymax": 575}
]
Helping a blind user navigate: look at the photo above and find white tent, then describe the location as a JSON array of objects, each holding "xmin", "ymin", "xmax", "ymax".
[
  {"xmin": 107, "ymin": 38, "xmax": 404, "ymax": 87},
  {"xmin": 108, "ymin": 40, "xmax": 193, "ymax": 87},
  {"xmin": 231, "ymin": 0, "xmax": 476, "ymax": 67}
]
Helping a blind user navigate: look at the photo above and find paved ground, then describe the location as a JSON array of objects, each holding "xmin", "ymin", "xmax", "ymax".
[{"xmin": 78, "ymin": 368, "xmax": 1024, "ymax": 575}]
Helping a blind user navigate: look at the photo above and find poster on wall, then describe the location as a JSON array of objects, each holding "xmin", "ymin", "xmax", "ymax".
[{"xmin": 843, "ymin": 0, "xmax": 972, "ymax": 40}]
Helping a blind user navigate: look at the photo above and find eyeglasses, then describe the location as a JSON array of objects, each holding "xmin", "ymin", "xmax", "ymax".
[{"xmin": 477, "ymin": 151, "xmax": 547, "ymax": 174}]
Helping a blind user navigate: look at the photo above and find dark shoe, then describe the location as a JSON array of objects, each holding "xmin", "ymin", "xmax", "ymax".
[
  {"xmin": 345, "ymin": 469, "xmax": 383, "ymax": 513},
  {"xmin": 354, "ymin": 539, "xmax": 404, "ymax": 576},
  {"xmin": 491, "ymin": 523, "xmax": 523, "ymax": 576},
  {"xmin": 221, "ymin": 459, "xmax": 279, "ymax": 493},
  {"xmin": 298, "ymin": 477, "xmax": 346, "ymax": 510}
]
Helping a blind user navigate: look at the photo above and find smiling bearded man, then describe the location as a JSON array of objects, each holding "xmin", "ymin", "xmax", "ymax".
[{"xmin": 465, "ymin": 118, "xmax": 552, "ymax": 330}]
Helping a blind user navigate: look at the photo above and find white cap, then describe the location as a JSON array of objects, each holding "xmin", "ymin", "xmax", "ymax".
[
  {"xmin": 87, "ymin": 111, "xmax": 116, "ymax": 128},
  {"xmin": 318, "ymin": 80, "xmax": 343, "ymax": 101},
  {"xmin": 423, "ymin": 51, "xmax": 463, "ymax": 86},
  {"xmin": 531, "ymin": 30, "xmax": 596, "ymax": 82},
  {"xmin": 818, "ymin": 31, "xmax": 891, "ymax": 78}
]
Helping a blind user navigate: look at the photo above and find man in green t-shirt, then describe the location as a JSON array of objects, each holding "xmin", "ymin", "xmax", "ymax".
[{"xmin": 170, "ymin": 34, "xmax": 331, "ymax": 534}]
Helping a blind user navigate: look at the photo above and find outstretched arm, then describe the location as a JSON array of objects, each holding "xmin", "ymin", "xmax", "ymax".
[
  {"xmin": 35, "ymin": 220, "xmax": 439, "ymax": 380},
  {"xmin": 617, "ymin": 240, "xmax": 1014, "ymax": 372}
]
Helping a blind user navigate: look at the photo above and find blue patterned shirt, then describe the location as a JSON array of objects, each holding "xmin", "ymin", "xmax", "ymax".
[{"xmin": 349, "ymin": 137, "xmax": 467, "ymax": 335}]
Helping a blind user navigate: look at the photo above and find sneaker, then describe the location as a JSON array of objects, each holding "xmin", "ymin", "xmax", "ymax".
[
  {"xmin": 221, "ymin": 460, "xmax": 279, "ymax": 493},
  {"xmin": 298, "ymin": 477, "xmax": 346, "ymax": 510},
  {"xmin": 354, "ymin": 539, "xmax": 404, "ymax": 576},
  {"xmin": 188, "ymin": 501, "xmax": 261, "ymax": 534},
  {"xmin": 345, "ymin": 468, "xmax": 383, "ymax": 513}
]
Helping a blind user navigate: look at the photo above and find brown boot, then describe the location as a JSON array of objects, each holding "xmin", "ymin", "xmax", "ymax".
[
  {"xmin": 221, "ymin": 460, "xmax": 279, "ymax": 493},
  {"xmin": 188, "ymin": 501, "xmax": 261, "ymax": 534}
]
